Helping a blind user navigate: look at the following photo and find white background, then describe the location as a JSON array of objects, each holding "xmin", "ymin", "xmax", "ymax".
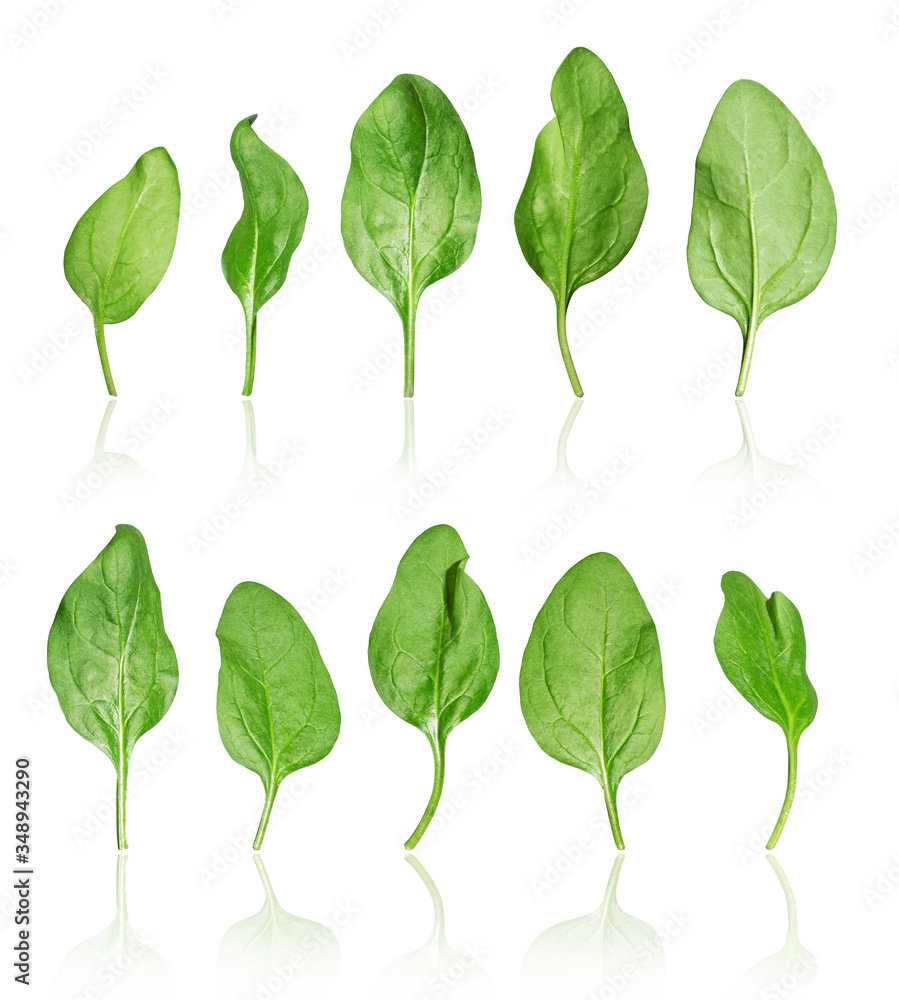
[{"xmin": 2, "ymin": 0, "xmax": 897, "ymax": 996}]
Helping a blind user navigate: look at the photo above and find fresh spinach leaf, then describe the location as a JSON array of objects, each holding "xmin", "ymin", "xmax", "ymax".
[
  {"xmin": 714, "ymin": 571, "xmax": 817, "ymax": 848},
  {"xmin": 687, "ymin": 79, "xmax": 837, "ymax": 396},
  {"xmin": 222, "ymin": 115, "xmax": 309, "ymax": 396},
  {"xmin": 368, "ymin": 524, "xmax": 499, "ymax": 848},
  {"xmin": 520, "ymin": 552, "xmax": 665, "ymax": 849},
  {"xmin": 341, "ymin": 75, "xmax": 482, "ymax": 398},
  {"xmin": 514, "ymin": 47, "xmax": 648, "ymax": 397},
  {"xmin": 64, "ymin": 148, "xmax": 180, "ymax": 396},
  {"xmin": 47, "ymin": 524, "xmax": 178, "ymax": 850},
  {"xmin": 216, "ymin": 581, "xmax": 340, "ymax": 849}
]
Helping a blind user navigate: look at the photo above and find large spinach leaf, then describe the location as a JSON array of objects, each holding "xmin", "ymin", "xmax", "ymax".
[
  {"xmin": 216, "ymin": 581, "xmax": 340, "ymax": 849},
  {"xmin": 687, "ymin": 80, "xmax": 837, "ymax": 395},
  {"xmin": 222, "ymin": 115, "xmax": 309, "ymax": 396},
  {"xmin": 520, "ymin": 552, "xmax": 664, "ymax": 849},
  {"xmin": 64, "ymin": 148, "xmax": 180, "ymax": 396},
  {"xmin": 47, "ymin": 524, "xmax": 178, "ymax": 849},
  {"xmin": 714, "ymin": 571, "xmax": 817, "ymax": 848},
  {"xmin": 368, "ymin": 525, "xmax": 499, "ymax": 848},
  {"xmin": 341, "ymin": 75, "xmax": 481, "ymax": 398},
  {"xmin": 515, "ymin": 47, "xmax": 648, "ymax": 397}
]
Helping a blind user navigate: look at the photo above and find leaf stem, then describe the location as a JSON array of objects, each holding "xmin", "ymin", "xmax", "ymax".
[
  {"xmin": 767, "ymin": 737, "xmax": 798, "ymax": 850},
  {"xmin": 253, "ymin": 780, "xmax": 278, "ymax": 850},
  {"xmin": 242, "ymin": 310, "xmax": 257, "ymax": 396},
  {"xmin": 403, "ymin": 302, "xmax": 415, "ymax": 398},
  {"xmin": 735, "ymin": 322, "xmax": 758, "ymax": 397},
  {"xmin": 405, "ymin": 735, "xmax": 445, "ymax": 850},
  {"xmin": 602, "ymin": 781, "xmax": 625, "ymax": 851},
  {"xmin": 94, "ymin": 316, "xmax": 117, "ymax": 396},
  {"xmin": 556, "ymin": 297, "xmax": 583, "ymax": 397},
  {"xmin": 116, "ymin": 757, "xmax": 128, "ymax": 851}
]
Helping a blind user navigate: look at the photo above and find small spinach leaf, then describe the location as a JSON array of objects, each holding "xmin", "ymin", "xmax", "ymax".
[
  {"xmin": 687, "ymin": 80, "xmax": 837, "ymax": 395},
  {"xmin": 47, "ymin": 524, "xmax": 179, "ymax": 850},
  {"xmin": 64, "ymin": 147, "xmax": 180, "ymax": 396},
  {"xmin": 341, "ymin": 75, "xmax": 482, "ymax": 398},
  {"xmin": 514, "ymin": 47, "xmax": 648, "ymax": 397},
  {"xmin": 216, "ymin": 581, "xmax": 340, "ymax": 849},
  {"xmin": 222, "ymin": 115, "xmax": 309, "ymax": 396},
  {"xmin": 520, "ymin": 552, "xmax": 665, "ymax": 849},
  {"xmin": 368, "ymin": 524, "xmax": 499, "ymax": 848},
  {"xmin": 714, "ymin": 570, "xmax": 817, "ymax": 848}
]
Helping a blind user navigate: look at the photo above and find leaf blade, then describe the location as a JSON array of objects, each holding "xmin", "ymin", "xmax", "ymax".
[
  {"xmin": 215, "ymin": 582, "xmax": 340, "ymax": 846},
  {"xmin": 368, "ymin": 524, "xmax": 499, "ymax": 844},
  {"xmin": 64, "ymin": 147, "xmax": 181, "ymax": 327},
  {"xmin": 714, "ymin": 571, "xmax": 817, "ymax": 737},
  {"xmin": 47, "ymin": 524, "xmax": 178, "ymax": 848},
  {"xmin": 515, "ymin": 48, "xmax": 647, "ymax": 395},
  {"xmin": 341, "ymin": 75, "xmax": 481, "ymax": 396},
  {"xmin": 519, "ymin": 552, "xmax": 665, "ymax": 848},
  {"xmin": 687, "ymin": 79, "xmax": 837, "ymax": 394},
  {"xmin": 222, "ymin": 115, "xmax": 308, "ymax": 395}
]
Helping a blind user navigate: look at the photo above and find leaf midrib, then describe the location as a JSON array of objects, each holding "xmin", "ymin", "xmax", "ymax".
[
  {"xmin": 557, "ymin": 70, "xmax": 585, "ymax": 309},
  {"xmin": 95, "ymin": 174, "xmax": 151, "ymax": 320},
  {"xmin": 741, "ymin": 109, "xmax": 762, "ymax": 343}
]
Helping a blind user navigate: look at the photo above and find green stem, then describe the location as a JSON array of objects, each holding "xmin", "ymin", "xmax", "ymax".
[
  {"xmin": 405, "ymin": 735, "xmax": 445, "ymax": 850},
  {"xmin": 403, "ymin": 303, "xmax": 415, "ymax": 398},
  {"xmin": 767, "ymin": 737, "xmax": 798, "ymax": 850},
  {"xmin": 95, "ymin": 316, "xmax": 117, "ymax": 396},
  {"xmin": 116, "ymin": 757, "xmax": 128, "ymax": 851},
  {"xmin": 253, "ymin": 781, "xmax": 278, "ymax": 851},
  {"xmin": 602, "ymin": 781, "xmax": 625, "ymax": 851},
  {"xmin": 735, "ymin": 322, "xmax": 759, "ymax": 397},
  {"xmin": 556, "ymin": 297, "xmax": 583, "ymax": 397},
  {"xmin": 242, "ymin": 310, "xmax": 257, "ymax": 397}
]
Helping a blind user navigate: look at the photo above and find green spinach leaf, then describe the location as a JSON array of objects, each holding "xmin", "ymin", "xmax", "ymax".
[
  {"xmin": 520, "ymin": 552, "xmax": 664, "ymax": 850},
  {"xmin": 368, "ymin": 525, "xmax": 499, "ymax": 848},
  {"xmin": 514, "ymin": 47, "xmax": 648, "ymax": 397},
  {"xmin": 687, "ymin": 80, "xmax": 837, "ymax": 395},
  {"xmin": 64, "ymin": 148, "xmax": 180, "ymax": 396},
  {"xmin": 222, "ymin": 115, "xmax": 309, "ymax": 396},
  {"xmin": 341, "ymin": 75, "xmax": 481, "ymax": 398},
  {"xmin": 714, "ymin": 571, "xmax": 817, "ymax": 848},
  {"xmin": 216, "ymin": 581, "xmax": 340, "ymax": 849},
  {"xmin": 47, "ymin": 524, "xmax": 179, "ymax": 850}
]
